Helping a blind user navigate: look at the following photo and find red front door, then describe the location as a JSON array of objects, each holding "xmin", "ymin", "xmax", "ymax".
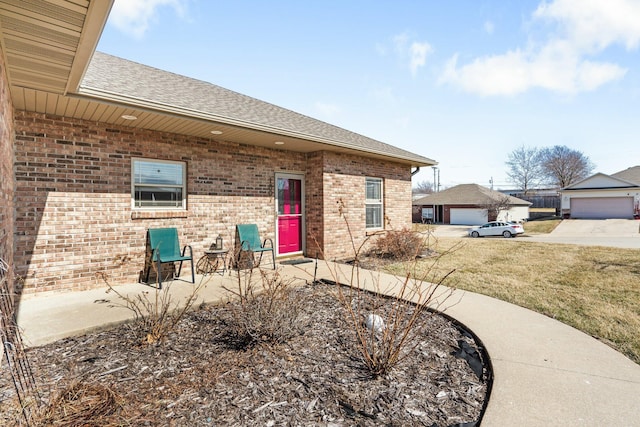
[{"xmin": 276, "ymin": 175, "xmax": 303, "ymax": 255}]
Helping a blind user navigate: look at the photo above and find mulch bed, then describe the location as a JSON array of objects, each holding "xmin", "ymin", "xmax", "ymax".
[{"xmin": 1, "ymin": 281, "xmax": 490, "ymax": 426}]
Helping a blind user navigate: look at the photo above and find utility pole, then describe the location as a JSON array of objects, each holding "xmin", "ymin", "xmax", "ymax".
[
  {"xmin": 437, "ymin": 168, "xmax": 441, "ymax": 192},
  {"xmin": 432, "ymin": 166, "xmax": 438, "ymax": 193}
]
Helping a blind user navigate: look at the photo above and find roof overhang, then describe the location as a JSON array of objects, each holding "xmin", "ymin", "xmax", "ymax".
[
  {"xmin": 71, "ymin": 86, "xmax": 434, "ymax": 166},
  {"xmin": 0, "ymin": 0, "xmax": 113, "ymax": 95},
  {"xmin": 0, "ymin": 1, "xmax": 435, "ymax": 168}
]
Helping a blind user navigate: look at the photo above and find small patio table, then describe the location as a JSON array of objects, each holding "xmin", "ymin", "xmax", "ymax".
[{"xmin": 196, "ymin": 249, "xmax": 229, "ymax": 275}]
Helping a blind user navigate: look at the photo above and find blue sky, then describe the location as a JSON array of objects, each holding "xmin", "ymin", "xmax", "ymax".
[{"xmin": 97, "ymin": 0, "xmax": 640, "ymax": 189}]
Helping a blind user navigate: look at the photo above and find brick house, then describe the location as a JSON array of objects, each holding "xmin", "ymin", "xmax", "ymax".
[
  {"xmin": 413, "ymin": 184, "xmax": 531, "ymax": 225},
  {"xmin": 0, "ymin": 1, "xmax": 435, "ymax": 295}
]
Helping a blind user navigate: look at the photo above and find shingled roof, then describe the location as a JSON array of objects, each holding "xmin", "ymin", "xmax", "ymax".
[
  {"xmin": 78, "ymin": 52, "xmax": 435, "ymax": 165},
  {"xmin": 413, "ymin": 184, "xmax": 531, "ymax": 206},
  {"xmin": 611, "ymin": 166, "xmax": 640, "ymax": 186}
]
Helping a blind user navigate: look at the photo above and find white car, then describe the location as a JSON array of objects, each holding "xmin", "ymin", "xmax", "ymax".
[{"xmin": 468, "ymin": 221, "xmax": 524, "ymax": 238}]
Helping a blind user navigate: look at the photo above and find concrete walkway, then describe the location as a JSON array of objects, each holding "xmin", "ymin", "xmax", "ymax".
[{"xmin": 15, "ymin": 261, "xmax": 640, "ymax": 426}]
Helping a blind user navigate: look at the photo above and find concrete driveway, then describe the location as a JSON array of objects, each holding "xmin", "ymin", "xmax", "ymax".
[
  {"xmin": 545, "ymin": 219, "xmax": 639, "ymax": 235},
  {"xmin": 523, "ymin": 219, "xmax": 640, "ymax": 249},
  {"xmin": 429, "ymin": 220, "xmax": 640, "ymax": 248}
]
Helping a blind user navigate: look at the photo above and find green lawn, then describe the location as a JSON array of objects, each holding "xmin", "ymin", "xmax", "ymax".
[{"xmin": 385, "ymin": 234, "xmax": 640, "ymax": 364}]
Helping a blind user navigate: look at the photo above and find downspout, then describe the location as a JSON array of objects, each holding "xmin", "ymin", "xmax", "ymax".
[{"xmin": 411, "ymin": 167, "xmax": 420, "ymax": 176}]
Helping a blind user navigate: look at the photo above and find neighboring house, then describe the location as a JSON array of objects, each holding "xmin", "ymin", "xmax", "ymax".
[
  {"xmin": 413, "ymin": 184, "xmax": 531, "ymax": 225},
  {"xmin": 0, "ymin": 2, "xmax": 435, "ymax": 295},
  {"xmin": 560, "ymin": 166, "xmax": 640, "ymax": 219}
]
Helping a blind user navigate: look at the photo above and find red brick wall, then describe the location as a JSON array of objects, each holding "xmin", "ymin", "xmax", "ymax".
[
  {"xmin": 0, "ymin": 48, "xmax": 15, "ymax": 292},
  {"xmin": 305, "ymin": 152, "xmax": 324, "ymax": 258},
  {"xmin": 318, "ymin": 151, "xmax": 412, "ymax": 260},
  {"xmin": 13, "ymin": 112, "xmax": 309, "ymax": 293},
  {"xmin": 13, "ymin": 112, "xmax": 414, "ymax": 294}
]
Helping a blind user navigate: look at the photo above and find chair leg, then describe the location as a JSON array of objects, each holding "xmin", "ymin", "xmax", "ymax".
[
  {"xmin": 177, "ymin": 260, "xmax": 183, "ymax": 278},
  {"xmin": 189, "ymin": 258, "xmax": 195, "ymax": 283},
  {"xmin": 271, "ymin": 250, "xmax": 275, "ymax": 269},
  {"xmin": 143, "ymin": 265, "xmax": 150, "ymax": 283}
]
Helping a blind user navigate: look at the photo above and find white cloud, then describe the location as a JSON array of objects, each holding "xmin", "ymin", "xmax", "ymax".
[
  {"xmin": 440, "ymin": 0, "xmax": 637, "ymax": 95},
  {"xmin": 534, "ymin": 0, "xmax": 640, "ymax": 51},
  {"xmin": 409, "ymin": 42, "xmax": 433, "ymax": 76},
  {"xmin": 110, "ymin": 0, "xmax": 188, "ymax": 39},
  {"xmin": 440, "ymin": 52, "xmax": 531, "ymax": 96},
  {"xmin": 389, "ymin": 32, "xmax": 433, "ymax": 76}
]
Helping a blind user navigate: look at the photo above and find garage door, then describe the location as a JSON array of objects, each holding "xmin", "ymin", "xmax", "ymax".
[
  {"xmin": 570, "ymin": 197, "xmax": 634, "ymax": 219},
  {"xmin": 450, "ymin": 208, "xmax": 487, "ymax": 225}
]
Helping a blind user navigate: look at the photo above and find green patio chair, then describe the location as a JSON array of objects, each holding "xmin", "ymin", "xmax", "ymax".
[
  {"xmin": 235, "ymin": 224, "xmax": 275, "ymax": 269},
  {"xmin": 143, "ymin": 227, "xmax": 194, "ymax": 288}
]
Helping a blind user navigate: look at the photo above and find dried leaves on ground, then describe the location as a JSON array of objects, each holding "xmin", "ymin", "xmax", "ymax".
[{"xmin": 1, "ymin": 282, "xmax": 489, "ymax": 426}]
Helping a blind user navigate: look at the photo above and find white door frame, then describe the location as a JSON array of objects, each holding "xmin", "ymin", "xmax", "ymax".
[{"xmin": 275, "ymin": 172, "xmax": 305, "ymax": 256}]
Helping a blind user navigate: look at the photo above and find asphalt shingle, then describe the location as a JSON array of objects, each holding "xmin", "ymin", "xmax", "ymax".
[
  {"xmin": 413, "ymin": 184, "xmax": 531, "ymax": 206},
  {"xmin": 611, "ymin": 166, "xmax": 640, "ymax": 185},
  {"xmin": 80, "ymin": 52, "xmax": 435, "ymax": 165}
]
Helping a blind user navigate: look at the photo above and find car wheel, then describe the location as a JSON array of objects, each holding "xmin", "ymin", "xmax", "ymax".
[
  {"xmin": 471, "ymin": 231, "xmax": 479, "ymax": 238},
  {"xmin": 502, "ymin": 230, "xmax": 512, "ymax": 238}
]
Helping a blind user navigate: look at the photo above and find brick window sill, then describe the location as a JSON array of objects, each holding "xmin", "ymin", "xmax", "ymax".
[{"xmin": 131, "ymin": 210, "xmax": 189, "ymax": 220}]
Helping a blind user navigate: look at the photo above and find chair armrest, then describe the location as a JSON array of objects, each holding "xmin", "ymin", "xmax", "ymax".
[
  {"xmin": 262, "ymin": 238, "xmax": 274, "ymax": 249},
  {"xmin": 181, "ymin": 245, "xmax": 193, "ymax": 259}
]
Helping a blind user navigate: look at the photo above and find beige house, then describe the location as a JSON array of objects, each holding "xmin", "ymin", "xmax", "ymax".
[
  {"xmin": 0, "ymin": 1, "xmax": 435, "ymax": 295},
  {"xmin": 560, "ymin": 166, "xmax": 640, "ymax": 219}
]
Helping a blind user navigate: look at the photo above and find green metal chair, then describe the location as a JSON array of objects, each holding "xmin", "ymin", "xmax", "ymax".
[
  {"xmin": 235, "ymin": 224, "xmax": 275, "ymax": 269},
  {"xmin": 144, "ymin": 228, "xmax": 194, "ymax": 288}
]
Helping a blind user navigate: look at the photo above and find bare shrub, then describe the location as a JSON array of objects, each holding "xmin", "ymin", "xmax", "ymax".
[
  {"xmin": 223, "ymin": 268, "xmax": 307, "ymax": 346},
  {"xmin": 368, "ymin": 227, "xmax": 427, "ymax": 260},
  {"xmin": 35, "ymin": 380, "xmax": 124, "ymax": 426},
  {"xmin": 0, "ymin": 258, "xmax": 41, "ymax": 426},
  {"xmin": 97, "ymin": 271, "xmax": 204, "ymax": 345},
  {"xmin": 327, "ymin": 199, "xmax": 460, "ymax": 377},
  {"xmin": 333, "ymin": 269, "xmax": 457, "ymax": 377}
]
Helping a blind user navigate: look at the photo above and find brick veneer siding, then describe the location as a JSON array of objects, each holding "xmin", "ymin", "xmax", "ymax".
[
  {"xmin": 315, "ymin": 151, "xmax": 412, "ymax": 261},
  {"xmin": 304, "ymin": 152, "xmax": 325, "ymax": 258},
  {"xmin": 0, "ymin": 49, "xmax": 15, "ymax": 292},
  {"xmin": 13, "ymin": 112, "xmax": 415, "ymax": 294},
  {"xmin": 13, "ymin": 112, "xmax": 311, "ymax": 294}
]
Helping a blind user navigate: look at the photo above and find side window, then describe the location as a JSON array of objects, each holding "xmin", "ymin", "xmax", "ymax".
[
  {"xmin": 365, "ymin": 177, "xmax": 383, "ymax": 229},
  {"xmin": 132, "ymin": 158, "xmax": 186, "ymax": 209}
]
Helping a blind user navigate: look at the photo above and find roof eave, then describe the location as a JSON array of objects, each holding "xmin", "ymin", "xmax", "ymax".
[
  {"xmin": 65, "ymin": 1, "xmax": 114, "ymax": 94},
  {"xmin": 74, "ymin": 86, "xmax": 436, "ymax": 167}
]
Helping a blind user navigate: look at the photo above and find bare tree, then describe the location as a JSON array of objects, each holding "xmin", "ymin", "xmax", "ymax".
[
  {"xmin": 480, "ymin": 195, "xmax": 513, "ymax": 221},
  {"xmin": 506, "ymin": 146, "xmax": 543, "ymax": 194},
  {"xmin": 412, "ymin": 180, "xmax": 434, "ymax": 195},
  {"xmin": 538, "ymin": 146, "xmax": 595, "ymax": 188}
]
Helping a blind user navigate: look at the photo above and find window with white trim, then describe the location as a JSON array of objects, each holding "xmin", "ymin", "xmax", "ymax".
[
  {"xmin": 132, "ymin": 158, "xmax": 186, "ymax": 209},
  {"xmin": 365, "ymin": 177, "xmax": 383, "ymax": 229}
]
